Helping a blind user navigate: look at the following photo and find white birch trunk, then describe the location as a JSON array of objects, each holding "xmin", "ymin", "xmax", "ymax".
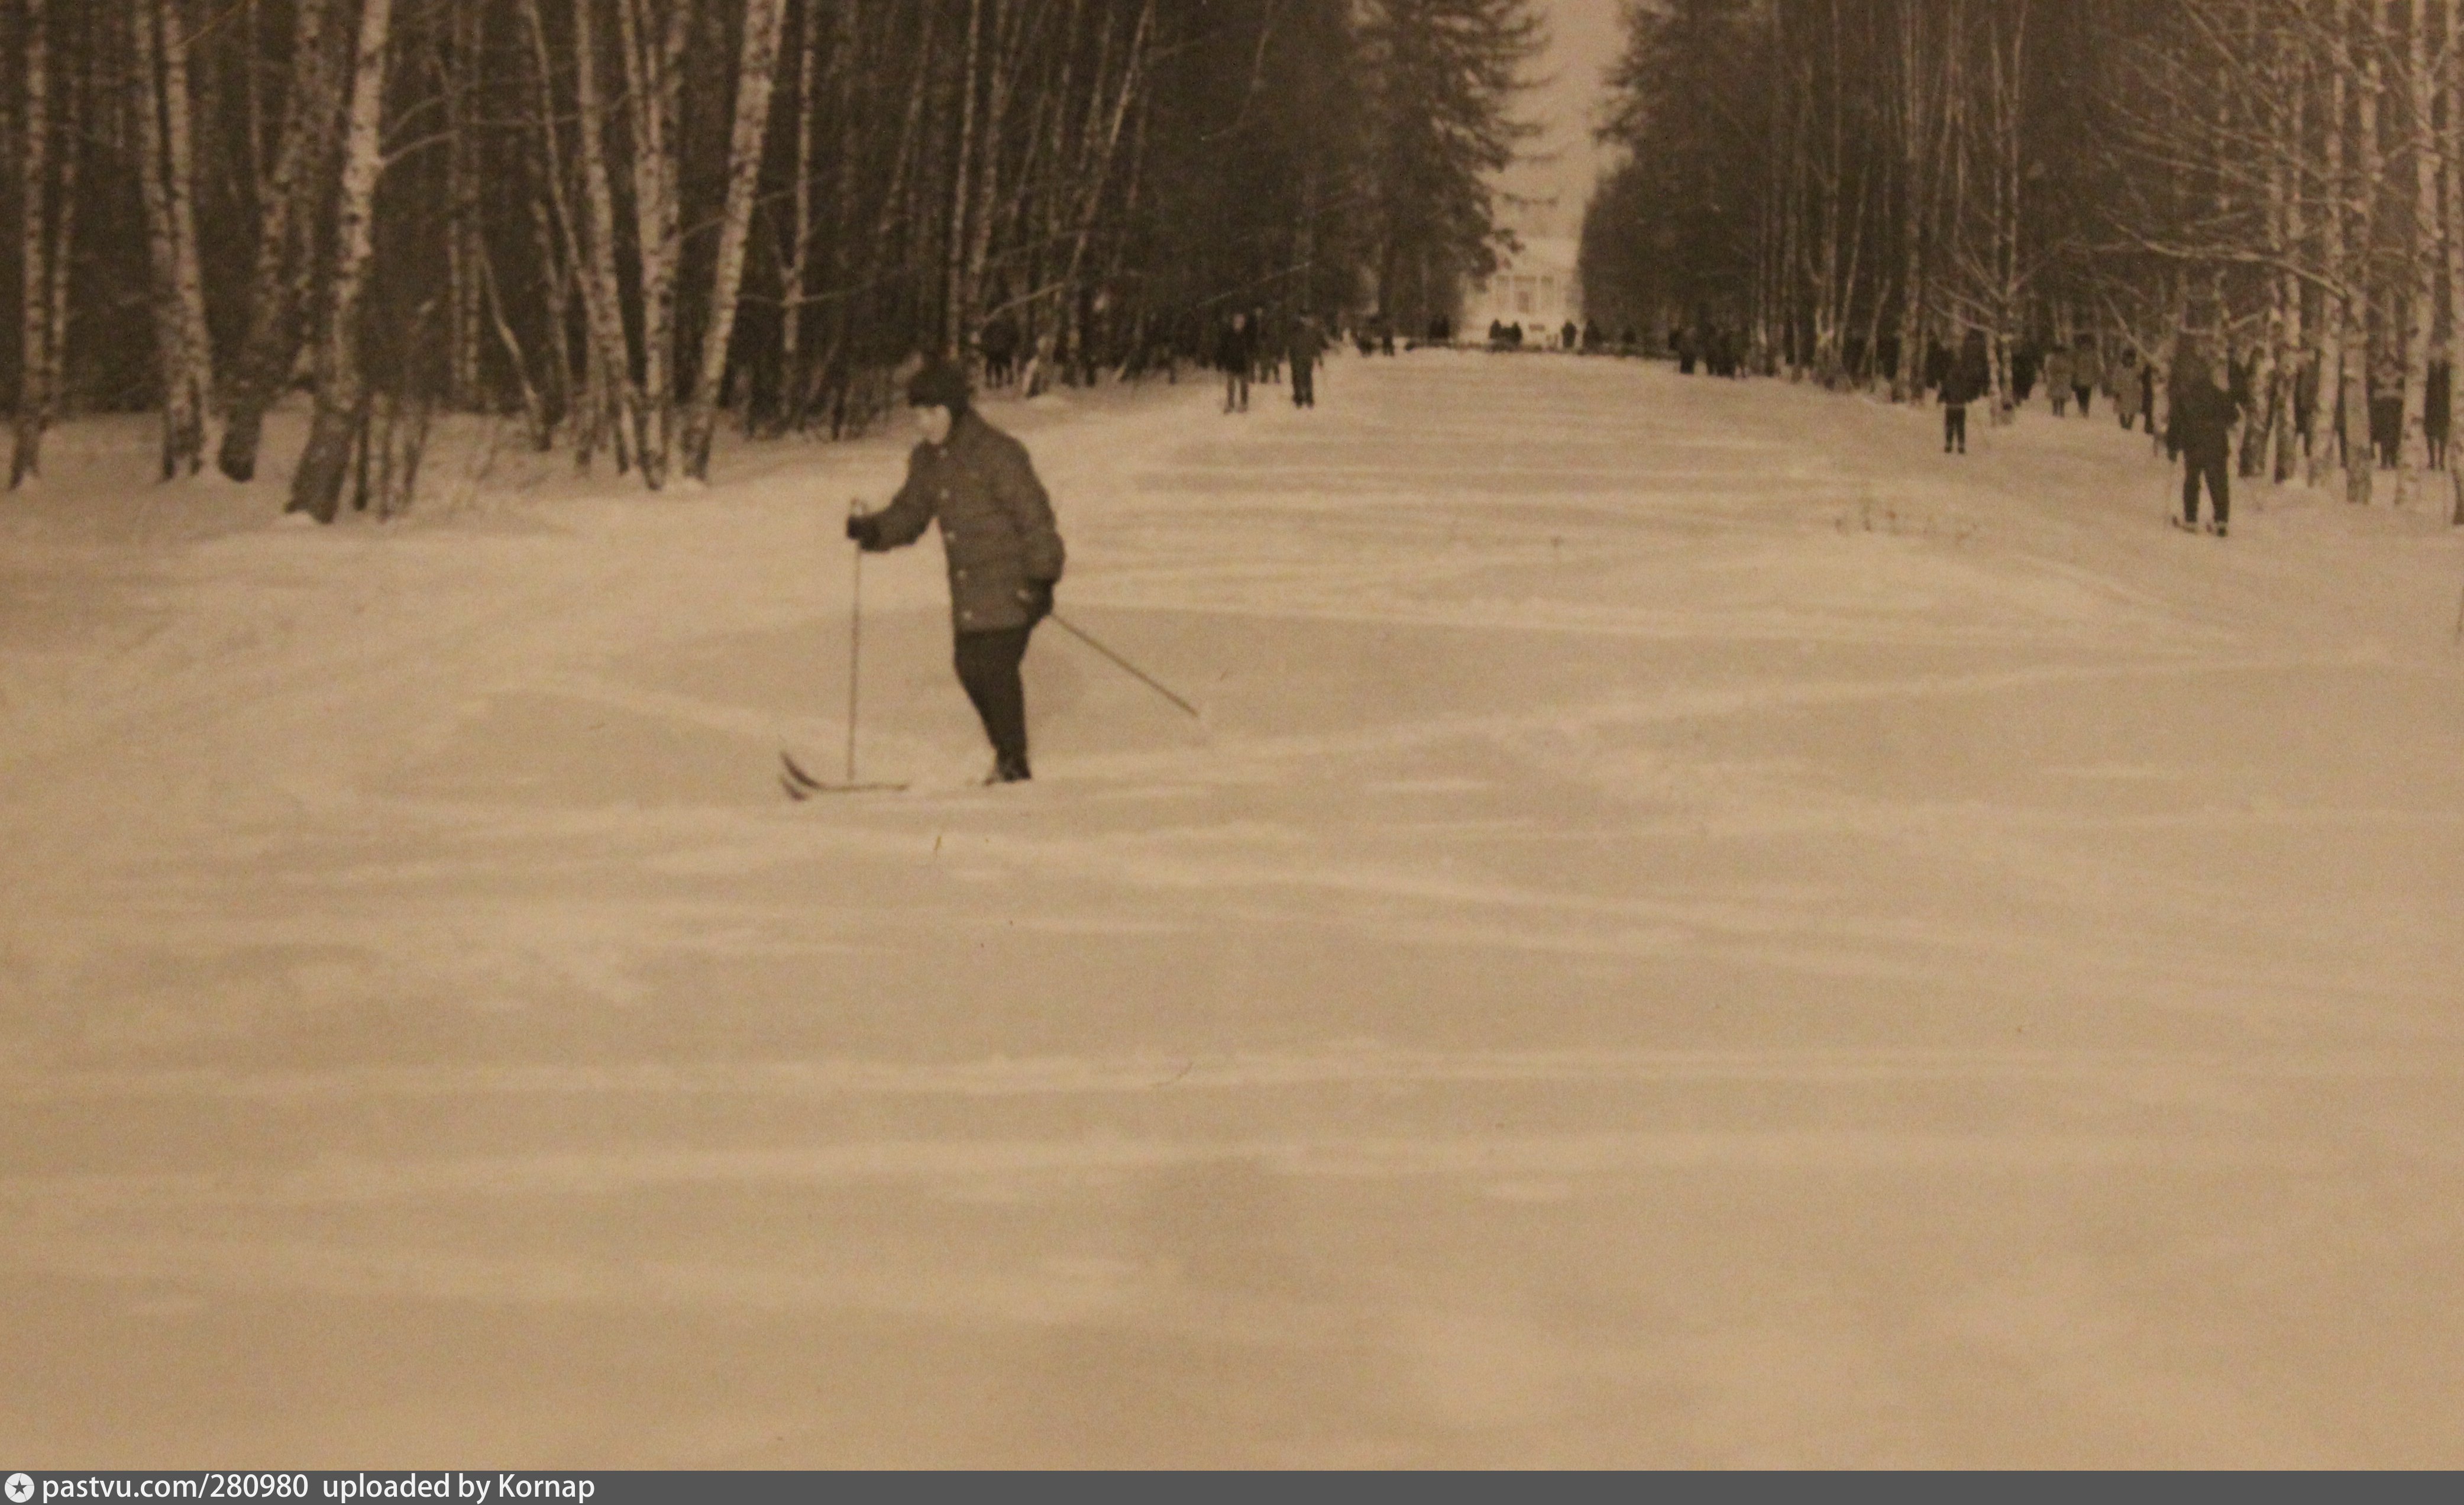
[
  {"xmin": 680, "ymin": 0, "xmax": 789, "ymax": 480},
  {"xmin": 287, "ymin": 0, "xmax": 396, "ymax": 522},
  {"xmin": 943, "ymin": 0, "xmax": 986, "ymax": 360},
  {"xmin": 2347, "ymin": 0, "xmax": 2383, "ymax": 507},
  {"xmin": 615, "ymin": 0, "xmax": 687, "ymax": 488},
  {"xmin": 775, "ymin": 0, "xmax": 820, "ymax": 432},
  {"xmin": 447, "ymin": 0, "xmax": 486, "ymax": 410},
  {"xmin": 159, "ymin": 0, "xmax": 217, "ymax": 434},
  {"xmin": 219, "ymin": 0, "xmax": 334, "ymax": 482},
  {"xmin": 2314, "ymin": 0, "xmax": 2349, "ymax": 488},
  {"xmin": 132, "ymin": 0, "xmax": 208, "ymax": 479},
  {"xmin": 12, "ymin": 0, "xmax": 50, "ymax": 487},
  {"xmin": 567, "ymin": 0, "xmax": 637, "ymax": 474},
  {"xmin": 2398, "ymin": 0, "xmax": 2437, "ymax": 509},
  {"xmin": 2447, "ymin": 0, "xmax": 2464, "ymax": 520}
]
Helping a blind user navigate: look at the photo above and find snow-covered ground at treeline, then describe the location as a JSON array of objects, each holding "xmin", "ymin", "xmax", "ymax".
[{"xmin": 5, "ymin": 350, "xmax": 2463, "ymax": 1466}]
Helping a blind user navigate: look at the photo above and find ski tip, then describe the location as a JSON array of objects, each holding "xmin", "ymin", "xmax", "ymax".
[{"xmin": 780, "ymin": 750, "xmax": 827, "ymax": 791}]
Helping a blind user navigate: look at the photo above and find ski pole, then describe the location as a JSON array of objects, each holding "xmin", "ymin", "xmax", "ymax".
[
  {"xmin": 1048, "ymin": 610, "xmax": 1202, "ymax": 719},
  {"xmin": 846, "ymin": 500, "xmax": 866, "ymax": 782}
]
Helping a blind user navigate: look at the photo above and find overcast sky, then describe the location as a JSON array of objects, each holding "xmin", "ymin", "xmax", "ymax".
[{"xmin": 1499, "ymin": 0, "xmax": 1629, "ymax": 239}]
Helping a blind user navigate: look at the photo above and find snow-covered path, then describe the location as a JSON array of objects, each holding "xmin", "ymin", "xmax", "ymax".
[{"xmin": 5, "ymin": 353, "xmax": 2463, "ymax": 1464}]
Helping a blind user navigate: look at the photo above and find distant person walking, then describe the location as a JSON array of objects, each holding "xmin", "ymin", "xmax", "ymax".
[
  {"xmin": 2111, "ymin": 350, "xmax": 2140, "ymax": 429},
  {"xmin": 2072, "ymin": 338, "xmax": 2103, "ymax": 419},
  {"xmin": 1288, "ymin": 315, "xmax": 1325, "ymax": 409},
  {"xmin": 1217, "ymin": 312, "xmax": 1255, "ymax": 414},
  {"xmin": 1942, "ymin": 330, "xmax": 1989, "ymax": 454},
  {"xmin": 2043, "ymin": 346, "xmax": 2074, "ymax": 416},
  {"xmin": 2369, "ymin": 360, "xmax": 2403, "ymax": 469},
  {"xmin": 2167, "ymin": 351, "xmax": 2237, "ymax": 537},
  {"xmin": 981, "ymin": 312, "xmax": 1021, "ymax": 389}
]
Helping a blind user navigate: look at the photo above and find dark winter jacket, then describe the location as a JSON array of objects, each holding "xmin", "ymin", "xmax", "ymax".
[
  {"xmin": 2166, "ymin": 374, "xmax": 2237, "ymax": 462},
  {"xmin": 1286, "ymin": 321, "xmax": 1325, "ymax": 369},
  {"xmin": 1217, "ymin": 321, "xmax": 1256, "ymax": 374},
  {"xmin": 864, "ymin": 410, "xmax": 1065, "ymax": 634},
  {"xmin": 1941, "ymin": 346, "xmax": 1990, "ymax": 406}
]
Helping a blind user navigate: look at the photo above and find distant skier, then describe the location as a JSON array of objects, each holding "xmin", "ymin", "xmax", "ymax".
[
  {"xmin": 1287, "ymin": 315, "xmax": 1325, "ymax": 409},
  {"xmin": 2072, "ymin": 337, "xmax": 2103, "ymax": 418},
  {"xmin": 2043, "ymin": 345, "xmax": 2073, "ymax": 416},
  {"xmin": 1217, "ymin": 312, "xmax": 1255, "ymax": 413},
  {"xmin": 2113, "ymin": 349, "xmax": 2141, "ymax": 431},
  {"xmin": 1561, "ymin": 319, "xmax": 1579, "ymax": 352},
  {"xmin": 2369, "ymin": 360, "xmax": 2402, "ymax": 469},
  {"xmin": 1942, "ymin": 330, "xmax": 1988, "ymax": 454},
  {"xmin": 981, "ymin": 312, "xmax": 1022, "ymax": 389},
  {"xmin": 2166, "ymin": 351, "xmax": 2237, "ymax": 537},
  {"xmin": 846, "ymin": 360, "xmax": 1066, "ymax": 783}
]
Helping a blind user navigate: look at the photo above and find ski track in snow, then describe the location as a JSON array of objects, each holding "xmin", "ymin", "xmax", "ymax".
[{"xmin": 4, "ymin": 354, "xmax": 2464, "ymax": 1465}]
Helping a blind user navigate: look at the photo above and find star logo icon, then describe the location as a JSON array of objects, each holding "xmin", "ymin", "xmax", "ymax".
[{"xmin": 5, "ymin": 1472, "xmax": 34, "ymax": 1503}]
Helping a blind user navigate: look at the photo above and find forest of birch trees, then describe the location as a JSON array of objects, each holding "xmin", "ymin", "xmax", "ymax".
[
  {"xmin": 1583, "ymin": 0, "xmax": 2464, "ymax": 519},
  {"xmin": 2, "ymin": 0, "xmax": 1538, "ymax": 518}
]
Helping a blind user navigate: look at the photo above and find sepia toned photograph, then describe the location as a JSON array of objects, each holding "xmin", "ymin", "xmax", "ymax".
[{"xmin": 2, "ymin": 0, "xmax": 2461, "ymax": 1469}]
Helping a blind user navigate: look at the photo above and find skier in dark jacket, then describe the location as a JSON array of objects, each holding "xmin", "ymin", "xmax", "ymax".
[
  {"xmin": 848, "ymin": 361, "xmax": 1066, "ymax": 782},
  {"xmin": 2166, "ymin": 353, "xmax": 2237, "ymax": 536}
]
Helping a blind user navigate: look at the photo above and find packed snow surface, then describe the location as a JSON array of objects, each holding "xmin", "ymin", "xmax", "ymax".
[{"xmin": 5, "ymin": 352, "xmax": 2462, "ymax": 1465}]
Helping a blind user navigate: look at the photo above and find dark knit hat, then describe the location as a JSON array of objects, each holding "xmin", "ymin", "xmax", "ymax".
[{"xmin": 907, "ymin": 360, "xmax": 971, "ymax": 414}]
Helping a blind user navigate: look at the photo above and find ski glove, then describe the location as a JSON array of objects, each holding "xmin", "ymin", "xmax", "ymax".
[
  {"xmin": 846, "ymin": 512, "xmax": 883, "ymax": 549},
  {"xmin": 1019, "ymin": 579, "xmax": 1055, "ymax": 625}
]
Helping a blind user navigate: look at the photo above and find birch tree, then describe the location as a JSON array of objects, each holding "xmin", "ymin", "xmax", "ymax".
[
  {"xmin": 219, "ymin": 0, "xmax": 339, "ymax": 484},
  {"xmin": 12, "ymin": 0, "xmax": 50, "ymax": 487},
  {"xmin": 678, "ymin": 0, "xmax": 788, "ymax": 480},
  {"xmin": 132, "ymin": 0, "xmax": 216, "ymax": 479},
  {"xmin": 288, "ymin": 0, "xmax": 396, "ymax": 522}
]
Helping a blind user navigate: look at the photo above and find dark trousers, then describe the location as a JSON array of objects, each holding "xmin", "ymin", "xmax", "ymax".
[
  {"xmin": 2182, "ymin": 450, "xmax": 2230, "ymax": 527},
  {"xmin": 2074, "ymin": 384, "xmax": 2093, "ymax": 417},
  {"xmin": 1292, "ymin": 361, "xmax": 1315, "ymax": 407},
  {"xmin": 1944, "ymin": 403, "xmax": 1968, "ymax": 452},
  {"xmin": 954, "ymin": 624, "xmax": 1036, "ymax": 774},
  {"xmin": 1224, "ymin": 370, "xmax": 1249, "ymax": 411}
]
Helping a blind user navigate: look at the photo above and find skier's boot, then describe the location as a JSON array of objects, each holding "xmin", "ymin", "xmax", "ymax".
[{"xmin": 984, "ymin": 754, "xmax": 1033, "ymax": 786}]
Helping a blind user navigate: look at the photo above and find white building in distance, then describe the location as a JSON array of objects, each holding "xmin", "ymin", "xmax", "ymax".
[{"xmin": 1460, "ymin": 236, "xmax": 1583, "ymax": 346}]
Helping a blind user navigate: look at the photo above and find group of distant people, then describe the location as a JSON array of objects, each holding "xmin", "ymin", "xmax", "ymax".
[
  {"xmin": 1922, "ymin": 327, "xmax": 2456, "ymax": 537},
  {"xmin": 1212, "ymin": 309, "xmax": 1333, "ymax": 414},
  {"xmin": 1482, "ymin": 318, "xmax": 1625, "ymax": 353},
  {"xmin": 1672, "ymin": 325, "xmax": 1747, "ymax": 378}
]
